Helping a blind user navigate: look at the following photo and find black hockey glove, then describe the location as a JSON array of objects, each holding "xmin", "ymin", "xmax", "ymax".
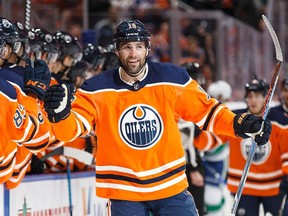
[
  {"xmin": 233, "ymin": 113, "xmax": 272, "ymax": 146},
  {"xmin": 26, "ymin": 154, "xmax": 45, "ymax": 175},
  {"xmin": 24, "ymin": 59, "xmax": 51, "ymax": 101},
  {"xmin": 280, "ymin": 175, "xmax": 288, "ymax": 195},
  {"xmin": 44, "ymin": 83, "xmax": 75, "ymax": 123}
]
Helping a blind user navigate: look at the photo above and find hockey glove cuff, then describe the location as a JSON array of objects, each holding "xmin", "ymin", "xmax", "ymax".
[{"xmin": 24, "ymin": 59, "xmax": 51, "ymax": 101}]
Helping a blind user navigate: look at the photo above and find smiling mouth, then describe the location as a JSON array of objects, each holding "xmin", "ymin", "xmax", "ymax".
[{"xmin": 128, "ymin": 59, "xmax": 139, "ymax": 64}]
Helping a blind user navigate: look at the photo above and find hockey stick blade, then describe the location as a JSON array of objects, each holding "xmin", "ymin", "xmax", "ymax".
[
  {"xmin": 63, "ymin": 146, "xmax": 94, "ymax": 165},
  {"xmin": 41, "ymin": 146, "xmax": 94, "ymax": 166},
  {"xmin": 231, "ymin": 14, "xmax": 283, "ymax": 215},
  {"xmin": 262, "ymin": 15, "xmax": 283, "ymax": 62}
]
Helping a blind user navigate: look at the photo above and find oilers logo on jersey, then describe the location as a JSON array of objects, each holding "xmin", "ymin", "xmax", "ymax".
[
  {"xmin": 240, "ymin": 138, "xmax": 271, "ymax": 165},
  {"xmin": 119, "ymin": 104, "xmax": 163, "ymax": 150}
]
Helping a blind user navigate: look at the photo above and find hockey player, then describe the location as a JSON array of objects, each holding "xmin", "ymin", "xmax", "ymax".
[
  {"xmin": 0, "ymin": 24, "xmax": 51, "ymax": 150},
  {"xmin": 50, "ymin": 30, "xmax": 82, "ymax": 84},
  {"xmin": 0, "ymin": 58, "xmax": 51, "ymax": 182},
  {"xmin": 44, "ymin": 20, "xmax": 271, "ymax": 215},
  {"xmin": 82, "ymin": 43, "xmax": 105, "ymax": 75},
  {"xmin": 1, "ymin": 20, "xmax": 29, "ymax": 68},
  {"xmin": 204, "ymin": 80, "xmax": 232, "ymax": 216},
  {"xmin": 220, "ymin": 78, "xmax": 288, "ymax": 216},
  {"xmin": 0, "ymin": 17, "xmax": 25, "ymax": 87},
  {"xmin": 27, "ymin": 27, "xmax": 60, "ymax": 73},
  {"xmin": 270, "ymin": 78, "xmax": 288, "ymax": 213},
  {"xmin": 14, "ymin": 21, "xmax": 30, "ymax": 66},
  {"xmin": 179, "ymin": 119, "xmax": 223, "ymax": 216},
  {"xmin": 180, "ymin": 61, "xmax": 206, "ymax": 215}
]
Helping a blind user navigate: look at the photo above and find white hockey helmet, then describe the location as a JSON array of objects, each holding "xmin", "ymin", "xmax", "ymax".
[{"xmin": 207, "ymin": 80, "xmax": 232, "ymax": 102}]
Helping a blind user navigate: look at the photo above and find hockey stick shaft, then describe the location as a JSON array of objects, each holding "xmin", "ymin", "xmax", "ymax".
[
  {"xmin": 231, "ymin": 14, "xmax": 283, "ymax": 215},
  {"xmin": 41, "ymin": 146, "xmax": 94, "ymax": 165},
  {"xmin": 278, "ymin": 194, "xmax": 287, "ymax": 216},
  {"xmin": 40, "ymin": 147, "xmax": 64, "ymax": 162},
  {"xmin": 25, "ymin": 0, "xmax": 31, "ymax": 30},
  {"xmin": 66, "ymin": 158, "xmax": 73, "ymax": 216}
]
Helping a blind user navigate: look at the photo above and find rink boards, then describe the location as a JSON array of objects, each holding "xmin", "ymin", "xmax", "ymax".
[{"xmin": 1, "ymin": 171, "xmax": 108, "ymax": 216}]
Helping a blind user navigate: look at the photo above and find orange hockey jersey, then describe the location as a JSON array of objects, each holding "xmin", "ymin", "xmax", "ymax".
[
  {"xmin": 50, "ymin": 60, "xmax": 237, "ymax": 201},
  {"xmin": 0, "ymin": 139, "xmax": 17, "ymax": 184},
  {"xmin": 0, "ymin": 78, "xmax": 51, "ymax": 185},
  {"xmin": 223, "ymin": 109, "xmax": 288, "ymax": 196},
  {"xmin": 5, "ymin": 146, "xmax": 32, "ymax": 189},
  {"xmin": 3, "ymin": 81, "xmax": 51, "ymax": 153}
]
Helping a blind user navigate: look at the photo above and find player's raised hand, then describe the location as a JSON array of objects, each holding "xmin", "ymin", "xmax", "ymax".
[
  {"xmin": 24, "ymin": 59, "xmax": 51, "ymax": 100},
  {"xmin": 233, "ymin": 113, "xmax": 272, "ymax": 146},
  {"xmin": 44, "ymin": 83, "xmax": 75, "ymax": 123}
]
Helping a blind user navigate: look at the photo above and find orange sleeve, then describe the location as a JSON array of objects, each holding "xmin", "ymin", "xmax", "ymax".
[
  {"xmin": 9, "ymin": 85, "xmax": 51, "ymax": 152},
  {"xmin": 175, "ymin": 79, "xmax": 236, "ymax": 138},
  {"xmin": 193, "ymin": 130, "xmax": 223, "ymax": 151},
  {"xmin": 5, "ymin": 146, "xmax": 32, "ymax": 189},
  {"xmin": 0, "ymin": 139, "xmax": 17, "ymax": 184},
  {"xmin": 51, "ymin": 90, "xmax": 95, "ymax": 142}
]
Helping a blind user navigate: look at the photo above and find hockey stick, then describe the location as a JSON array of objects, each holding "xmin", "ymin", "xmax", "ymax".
[
  {"xmin": 231, "ymin": 14, "xmax": 283, "ymax": 215},
  {"xmin": 41, "ymin": 146, "xmax": 94, "ymax": 165},
  {"xmin": 40, "ymin": 146, "xmax": 64, "ymax": 162},
  {"xmin": 278, "ymin": 194, "xmax": 287, "ymax": 216},
  {"xmin": 66, "ymin": 157, "xmax": 73, "ymax": 216},
  {"xmin": 25, "ymin": 0, "xmax": 31, "ymax": 30}
]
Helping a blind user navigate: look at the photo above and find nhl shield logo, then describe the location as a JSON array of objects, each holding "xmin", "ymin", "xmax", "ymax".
[{"xmin": 119, "ymin": 104, "xmax": 163, "ymax": 150}]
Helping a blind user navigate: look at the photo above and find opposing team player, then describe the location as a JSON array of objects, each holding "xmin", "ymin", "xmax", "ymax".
[
  {"xmin": 219, "ymin": 78, "xmax": 288, "ymax": 216},
  {"xmin": 270, "ymin": 77, "xmax": 288, "ymax": 213},
  {"xmin": 203, "ymin": 80, "xmax": 232, "ymax": 216},
  {"xmin": 44, "ymin": 20, "xmax": 271, "ymax": 215},
  {"xmin": 180, "ymin": 61, "xmax": 207, "ymax": 215}
]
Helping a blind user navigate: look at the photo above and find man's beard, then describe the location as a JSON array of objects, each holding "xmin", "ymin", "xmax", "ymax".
[{"xmin": 120, "ymin": 58, "xmax": 146, "ymax": 77}]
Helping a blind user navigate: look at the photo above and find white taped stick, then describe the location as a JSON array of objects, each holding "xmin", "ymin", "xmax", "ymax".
[
  {"xmin": 63, "ymin": 146, "xmax": 94, "ymax": 165},
  {"xmin": 25, "ymin": 0, "xmax": 31, "ymax": 30},
  {"xmin": 231, "ymin": 14, "xmax": 283, "ymax": 215}
]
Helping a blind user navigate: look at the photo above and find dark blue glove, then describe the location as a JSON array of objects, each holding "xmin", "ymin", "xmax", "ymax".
[
  {"xmin": 24, "ymin": 59, "xmax": 51, "ymax": 101},
  {"xmin": 233, "ymin": 113, "xmax": 272, "ymax": 146},
  {"xmin": 44, "ymin": 83, "xmax": 75, "ymax": 123},
  {"xmin": 280, "ymin": 175, "xmax": 288, "ymax": 195}
]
